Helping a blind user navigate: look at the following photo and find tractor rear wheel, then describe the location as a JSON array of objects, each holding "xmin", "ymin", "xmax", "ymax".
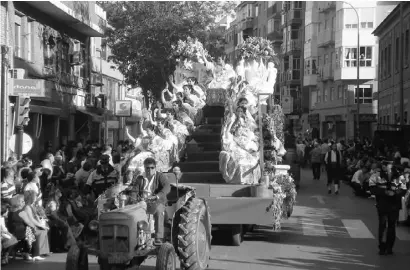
[
  {"xmin": 156, "ymin": 243, "xmax": 177, "ymax": 270},
  {"xmin": 176, "ymin": 197, "xmax": 211, "ymax": 270},
  {"xmin": 66, "ymin": 245, "xmax": 89, "ymax": 270}
]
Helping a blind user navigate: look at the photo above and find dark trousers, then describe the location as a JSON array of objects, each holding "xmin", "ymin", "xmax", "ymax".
[
  {"xmin": 312, "ymin": 163, "xmax": 321, "ymax": 180},
  {"xmin": 326, "ymin": 164, "xmax": 340, "ymax": 186},
  {"xmin": 377, "ymin": 209, "xmax": 399, "ymax": 251},
  {"xmin": 154, "ymin": 203, "xmax": 165, "ymax": 239}
]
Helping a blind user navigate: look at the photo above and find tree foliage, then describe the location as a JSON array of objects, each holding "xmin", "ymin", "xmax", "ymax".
[{"xmin": 101, "ymin": 1, "xmax": 237, "ymax": 100}]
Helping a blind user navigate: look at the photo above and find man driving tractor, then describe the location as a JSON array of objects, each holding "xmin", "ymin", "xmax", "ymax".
[
  {"xmin": 85, "ymin": 154, "xmax": 119, "ymax": 199},
  {"xmin": 126, "ymin": 158, "xmax": 171, "ymax": 245}
]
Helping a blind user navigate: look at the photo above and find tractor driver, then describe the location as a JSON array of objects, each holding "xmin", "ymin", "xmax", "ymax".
[{"xmin": 133, "ymin": 157, "xmax": 171, "ymax": 245}]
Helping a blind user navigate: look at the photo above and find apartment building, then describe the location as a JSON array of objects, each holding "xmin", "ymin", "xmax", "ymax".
[
  {"xmin": 310, "ymin": 1, "xmax": 398, "ymax": 141},
  {"xmin": 374, "ymin": 2, "xmax": 410, "ymax": 132},
  {"xmin": 0, "ymin": 1, "xmax": 125, "ymax": 161},
  {"xmin": 279, "ymin": 1, "xmax": 305, "ymax": 133}
]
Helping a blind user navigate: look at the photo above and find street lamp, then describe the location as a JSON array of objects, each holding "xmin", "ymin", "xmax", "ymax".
[
  {"xmin": 96, "ymin": 47, "xmax": 108, "ymax": 145},
  {"xmin": 342, "ymin": 1, "xmax": 360, "ymax": 139}
]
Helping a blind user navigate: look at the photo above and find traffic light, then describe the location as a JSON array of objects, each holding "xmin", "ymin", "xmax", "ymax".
[{"xmin": 15, "ymin": 96, "xmax": 31, "ymax": 126}]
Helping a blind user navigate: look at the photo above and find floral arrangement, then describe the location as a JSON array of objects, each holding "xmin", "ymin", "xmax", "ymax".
[
  {"xmin": 237, "ymin": 37, "xmax": 279, "ymax": 65},
  {"xmin": 266, "ymin": 174, "xmax": 297, "ymax": 230},
  {"xmin": 171, "ymin": 37, "xmax": 211, "ymax": 62}
]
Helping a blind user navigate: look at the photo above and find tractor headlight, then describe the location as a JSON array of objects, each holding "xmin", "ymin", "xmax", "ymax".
[
  {"xmin": 89, "ymin": 220, "xmax": 99, "ymax": 231},
  {"xmin": 137, "ymin": 220, "xmax": 149, "ymax": 231}
]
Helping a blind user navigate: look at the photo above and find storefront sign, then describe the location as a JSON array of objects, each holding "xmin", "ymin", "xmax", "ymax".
[
  {"xmin": 308, "ymin": 114, "xmax": 320, "ymax": 125},
  {"xmin": 114, "ymin": 100, "xmax": 132, "ymax": 117},
  {"xmin": 325, "ymin": 115, "xmax": 342, "ymax": 122},
  {"xmin": 357, "ymin": 114, "xmax": 377, "ymax": 122},
  {"xmin": 10, "ymin": 79, "xmax": 47, "ymax": 97},
  {"xmin": 106, "ymin": 120, "xmax": 119, "ymax": 129}
]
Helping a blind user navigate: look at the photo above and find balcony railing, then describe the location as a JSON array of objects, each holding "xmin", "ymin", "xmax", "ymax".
[
  {"xmin": 287, "ymin": 69, "xmax": 301, "ymax": 81},
  {"xmin": 319, "ymin": 2, "xmax": 336, "ymax": 13},
  {"xmin": 317, "ymin": 29, "xmax": 335, "ymax": 48},
  {"xmin": 267, "ymin": 30, "xmax": 283, "ymax": 42},
  {"xmin": 238, "ymin": 17, "xmax": 254, "ymax": 31},
  {"xmin": 287, "ymin": 9, "xmax": 303, "ymax": 24},
  {"xmin": 280, "ymin": 39, "xmax": 302, "ymax": 54},
  {"xmin": 317, "ymin": 65, "xmax": 334, "ymax": 81}
]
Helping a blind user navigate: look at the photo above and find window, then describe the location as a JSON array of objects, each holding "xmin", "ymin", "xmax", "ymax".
[
  {"xmin": 312, "ymin": 59, "xmax": 317, "ymax": 74},
  {"xmin": 318, "ymin": 23, "xmax": 321, "ymax": 33},
  {"xmin": 80, "ymin": 44, "xmax": 87, "ymax": 78},
  {"xmin": 27, "ymin": 20, "xmax": 33, "ymax": 61},
  {"xmin": 344, "ymin": 48, "xmax": 357, "ymax": 67},
  {"xmin": 405, "ymin": 111, "xmax": 408, "ymax": 124},
  {"xmin": 338, "ymin": 85, "xmax": 343, "ymax": 99},
  {"xmin": 268, "ymin": 1, "xmax": 274, "ymax": 8},
  {"xmin": 361, "ymin": 22, "xmax": 374, "ymax": 28},
  {"xmin": 345, "ymin": 47, "xmax": 373, "ymax": 67},
  {"xmin": 294, "ymin": 1, "xmax": 302, "ymax": 9},
  {"xmin": 291, "ymin": 26, "xmax": 299, "ymax": 39},
  {"xmin": 359, "ymin": 46, "xmax": 372, "ymax": 67},
  {"xmin": 388, "ymin": 44, "xmax": 391, "ymax": 74},
  {"xmin": 61, "ymin": 43, "xmax": 70, "ymax": 73},
  {"xmin": 293, "ymin": 58, "xmax": 300, "ymax": 70},
  {"xmin": 247, "ymin": 4, "xmax": 252, "ymax": 17},
  {"xmin": 336, "ymin": 50, "xmax": 340, "ymax": 68},
  {"xmin": 324, "ymin": 54, "xmax": 329, "ymax": 65},
  {"xmin": 345, "ymin": 24, "xmax": 358, "ymax": 29},
  {"xmin": 14, "ymin": 15, "xmax": 22, "ymax": 57},
  {"xmin": 317, "ymin": 89, "xmax": 321, "ymax": 103},
  {"xmin": 395, "ymin": 37, "xmax": 400, "ymax": 71},
  {"xmin": 330, "ymin": 87, "xmax": 335, "ymax": 101},
  {"xmin": 304, "ymin": 59, "xmax": 310, "ymax": 75},
  {"xmin": 405, "ymin": 30, "xmax": 409, "ymax": 65},
  {"xmin": 343, "ymin": 85, "xmax": 348, "ymax": 105},
  {"xmin": 354, "ymin": 85, "xmax": 373, "ymax": 104},
  {"xmin": 268, "ymin": 19, "xmax": 274, "ymax": 33},
  {"xmin": 380, "ymin": 49, "xmax": 384, "ymax": 78},
  {"xmin": 255, "ymin": 5, "xmax": 259, "ymax": 17},
  {"xmin": 324, "ymin": 88, "xmax": 328, "ymax": 102}
]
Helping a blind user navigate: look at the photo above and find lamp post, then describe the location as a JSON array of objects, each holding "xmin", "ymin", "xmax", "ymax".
[
  {"xmin": 96, "ymin": 48, "xmax": 107, "ymax": 145},
  {"xmin": 342, "ymin": 1, "xmax": 360, "ymax": 139}
]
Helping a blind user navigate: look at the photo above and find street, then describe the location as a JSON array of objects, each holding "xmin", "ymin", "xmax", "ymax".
[{"xmin": 4, "ymin": 168, "xmax": 410, "ymax": 270}]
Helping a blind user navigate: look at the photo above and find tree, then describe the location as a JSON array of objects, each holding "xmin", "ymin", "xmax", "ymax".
[{"xmin": 100, "ymin": 1, "xmax": 237, "ymax": 103}]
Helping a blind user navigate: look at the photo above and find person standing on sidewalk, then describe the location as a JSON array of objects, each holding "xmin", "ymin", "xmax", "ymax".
[
  {"xmin": 324, "ymin": 143, "xmax": 343, "ymax": 194},
  {"xmin": 320, "ymin": 139, "xmax": 330, "ymax": 172},
  {"xmin": 310, "ymin": 142, "xmax": 322, "ymax": 180}
]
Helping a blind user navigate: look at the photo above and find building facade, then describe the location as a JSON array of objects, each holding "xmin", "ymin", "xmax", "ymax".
[
  {"xmin": 0, "ymin": 1, "xmax": 125, "ymax": 162},
  {"xmin": 374, "ymin": 2, "xmax": 410, "ymax": 131},
  {"xmin": 309, "ymin": 1, "xmax": 398, "ymax": 141}
]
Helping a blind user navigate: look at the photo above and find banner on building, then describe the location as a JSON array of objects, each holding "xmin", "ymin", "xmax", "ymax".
[
  {"xmin": 281, "ymin": 96, "xmax": 293, "ymax": 114},
  {"xmin": 114, "ymin": 100, "xmax": 132, "ymax": 117},
  {"xmin": 9, "ymin": 79, "xmax": 47, "ymax": 97}
]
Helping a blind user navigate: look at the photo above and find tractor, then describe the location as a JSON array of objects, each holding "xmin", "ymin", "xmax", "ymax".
[{"xmin": 66, "ymin": 182, "xmax": 212, "ymax": 270}]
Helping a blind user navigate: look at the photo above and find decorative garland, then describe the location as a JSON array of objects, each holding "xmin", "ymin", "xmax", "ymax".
[
  {"xmin": 170, "ymin": 37, "xmax": 211, "ymax": 62},
  {"xmin": 236, "ymin": 36, "xmax": 279, "ymax": 65}
]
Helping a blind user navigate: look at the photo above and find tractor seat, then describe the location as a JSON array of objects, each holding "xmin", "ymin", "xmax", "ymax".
[{"xmin": 163, "ymin": 173, "xmax": 193, "ymax": 205}]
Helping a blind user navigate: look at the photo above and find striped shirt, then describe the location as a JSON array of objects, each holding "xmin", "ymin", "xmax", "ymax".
[{"xmin": 1, "ymin": 181, "xmax": 16, "ymax": 199}]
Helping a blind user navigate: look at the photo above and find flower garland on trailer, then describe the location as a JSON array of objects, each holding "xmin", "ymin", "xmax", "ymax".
[
  {"xmin": 236, "ymin": 36, "xmax": 279, "ymax": 65},
  {"xmin": 170, "ymin": 37, "xmax": 211, "ymax": 62}
]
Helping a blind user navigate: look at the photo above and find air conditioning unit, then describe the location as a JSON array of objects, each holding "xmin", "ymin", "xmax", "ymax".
[
  {"xmin": 9, "ymin": 68, "xmax": 25, "ymax": 79},
  {"xmin": 70, "ymin": 51, "xmax": 83, "ymax": 66},
  {"xmin": 85, "ymin": 93, "xmax": 95, "ymax": 107}
]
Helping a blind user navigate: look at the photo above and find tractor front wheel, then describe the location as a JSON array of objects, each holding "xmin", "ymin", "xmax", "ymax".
[
  {"xmin": 156, "ymin": 243, "xmax": 177, "ymax": 270},
  {"xmin": 66, "ymin": 245, "xmax": 89, "ymax": 270},
  {"xmin": 176, "ymin": 197, "xmax": 211, "ymax": 270}
]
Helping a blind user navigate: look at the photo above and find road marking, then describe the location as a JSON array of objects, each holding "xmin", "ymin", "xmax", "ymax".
[
  {"xmin": 310, "ymin": 195, "xmax": 325, "ymax": 204},
  {"xmin": 341, "ymin": 219, "xmax": 375, "ymax": 239},
  {"xmin": 396, "ymin": 226, "xmax": 410, "ymax": 241},
  {"xmin": 301, "ymin": 218, "xmax": 328, "ymax": 237}
]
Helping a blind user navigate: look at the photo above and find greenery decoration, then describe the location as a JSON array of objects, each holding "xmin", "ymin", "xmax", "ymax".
[
  {"xmin": 266, "ymin": 174, "xmax": 297, "ymax": 230},
  {"xmin": 171, "ymin": 37, "xmax": 211, "ymax": 62},
  {"xmin": 237, "ymin": 36, "xmax": 279, "ymax": 66}
]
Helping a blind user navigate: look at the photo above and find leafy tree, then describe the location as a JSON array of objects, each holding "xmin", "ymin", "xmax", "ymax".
[{"xmin": 100, "ymin": 1, "xmax": 236, "ymax": 103}]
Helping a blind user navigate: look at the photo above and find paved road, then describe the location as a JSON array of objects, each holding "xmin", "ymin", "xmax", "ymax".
[{"xmin": 4, "ymin": 168, "xmax": 410, "ymax": 270}]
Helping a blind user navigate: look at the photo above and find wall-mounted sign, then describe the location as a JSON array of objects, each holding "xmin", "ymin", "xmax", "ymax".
[
  {"xmin": 282, "ymin": 96, "xmax": 293, "ymax": 114},
  {"xmin": 9, "ymin": 79, "xmax": 46, "ymax": 97},
  {"xmin": 114, "ymin": 100, "xmax": 132, "ymax": 117},
  {"xmin": 357, "ymin": 114, "xmax": 377, "ymax": 122},
  {"xmin": 325, "ymin": 115, "xmax": 342, "ymax": 122}
]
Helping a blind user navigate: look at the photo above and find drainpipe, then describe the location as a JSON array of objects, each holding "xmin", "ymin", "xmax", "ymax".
[{"xmin": 400, "ymin": 3, "xmax": 404, "ymax": 140}]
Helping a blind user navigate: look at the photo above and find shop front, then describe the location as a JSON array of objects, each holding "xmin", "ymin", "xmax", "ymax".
[
  {"xmin": 322, "ymin": 115, "xmax": 346, "ymax": 141},
  {"xmin": 355, "ymin": 114, "xmax": 377, "ymax": 139},
  {"xmin": 308, "ymin": 113, "xmax": 320, "ymax": 139}
]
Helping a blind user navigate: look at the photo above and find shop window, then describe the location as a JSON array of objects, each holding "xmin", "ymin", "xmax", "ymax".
[{"xmin": 354, "ymin": 85, "xmax": 372, "ymax": 104}]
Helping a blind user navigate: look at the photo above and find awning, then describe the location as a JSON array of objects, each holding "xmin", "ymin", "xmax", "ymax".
[
  {"xmin": 77, "ymin": 108, "xmax": 104, "ymax": 122},
  {"xmin": 26, "ymin": 2, "xmax": 104, "ymax": 37},
  {"xmin": 30, "ymin": 105, "xmax": 67, "ymax": 117}
]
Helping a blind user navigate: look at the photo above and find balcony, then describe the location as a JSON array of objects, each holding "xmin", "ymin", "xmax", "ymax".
[
  {"xmin": 281, "ymin": 39, "xmax": 302, "ymax": 55},
  {"xmin": 287, "ymin": 9, "xmax": 303, "ymax": 25},
  {"xmin": 317, "ymin": 65, "xmax": 334, "ymax": 81},
  {"xmin": 303, "ymin": 73, "xmax": 318, "ymax": 86},
  {"xmin": 26, "ymin": 1, "xmax": 104, "ymax": 37},
  {"xmin": 318, "ymin": 2, "xmax": 336, "ymax": 13},
  {"xmin": 238, "ymin": 17, "xmax": 254, "ymax": 31},
  {"xmin": 317, "ymin": 29, "xmax": 335, "ymax": 48},
  {"xmin": 287, "ymin": 69, "xmax": 301, "ymax": 82}
]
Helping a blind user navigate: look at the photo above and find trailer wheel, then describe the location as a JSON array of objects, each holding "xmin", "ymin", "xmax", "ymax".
[
  {"xmin": 156, "ymin": 243, "xmax": 176, "ymax": 270},
  {"xmin": 231, "ymin": 225, "xmax": 243, "ymax": 246},
  {"xmin": 66, "ymin": 245, "xmax": 88, "ymax": 270},
  {"xmin": 177, "ymin": 197, "xmax": 211, "ymax": 270}
]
